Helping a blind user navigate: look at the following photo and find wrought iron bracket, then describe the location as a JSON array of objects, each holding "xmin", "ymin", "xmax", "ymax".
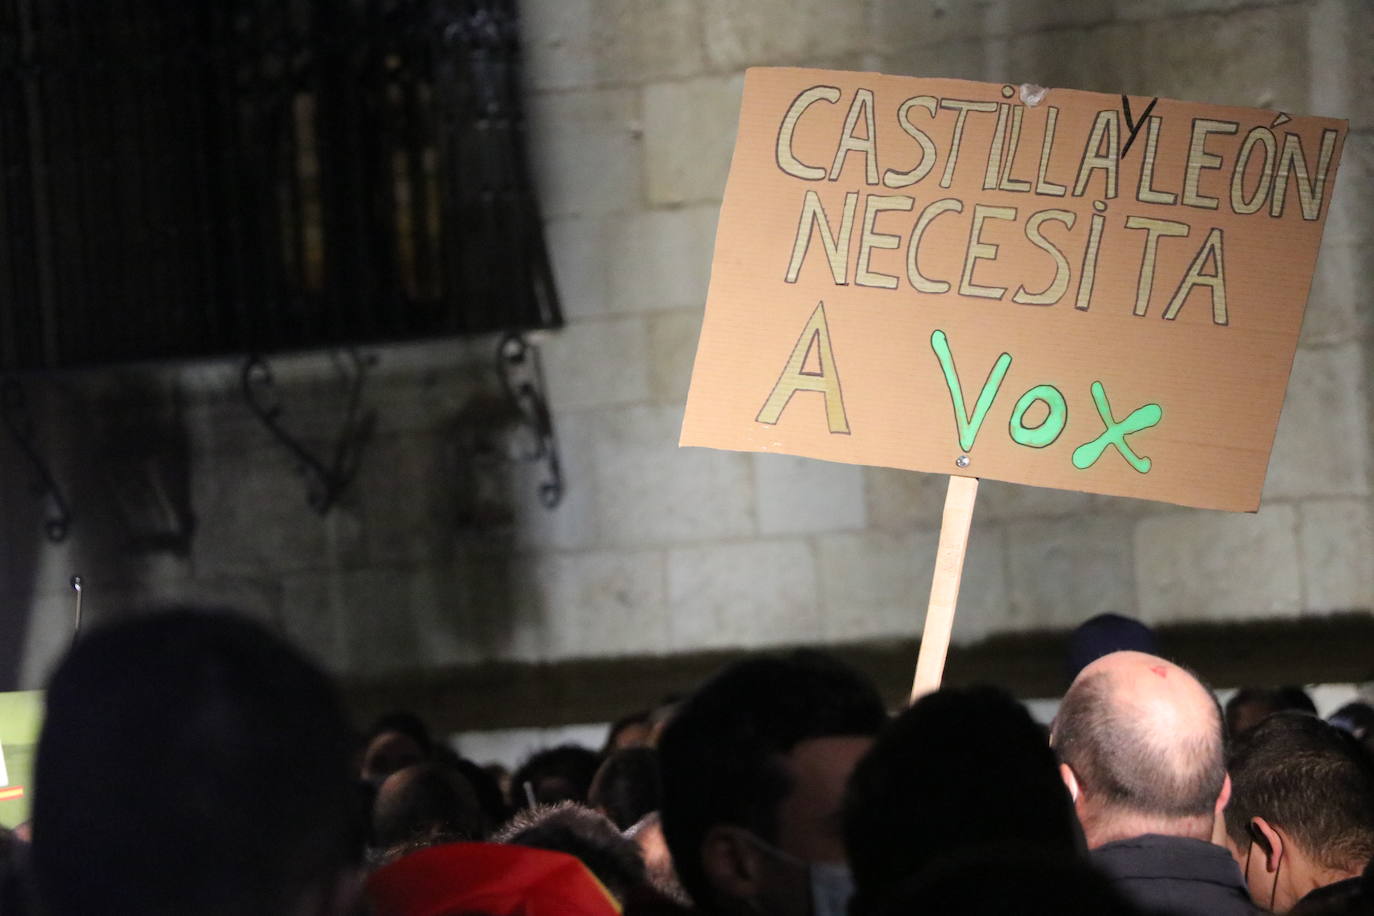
[
  {"xmin": 0, "ymin": 376, "xmax": 72, "ymax": 542},
  {"xmin": 240, "ymin": 350, "xmax": 376, "ymax": 515},
  {"xmin": 496, "ymin": 332, "xmax": 563, "ymax": 508}
]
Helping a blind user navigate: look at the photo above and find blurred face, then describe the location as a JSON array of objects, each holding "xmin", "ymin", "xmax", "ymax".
[
  {"xmin": 751, "ymin": 736, "xmax": 873, "ymax": 916},
  {"xmin": 361, "ymin": 731, "xmax": 425, "ymax": 784},
  {"xmin": 776, "ymin": 736, "xmax": 872, "ymax": 863}
]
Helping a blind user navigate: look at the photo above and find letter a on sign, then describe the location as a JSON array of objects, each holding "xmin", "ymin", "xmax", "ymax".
[{"xmin": 757, "ymin": 302, "xmax": 851, "ymax": 434}]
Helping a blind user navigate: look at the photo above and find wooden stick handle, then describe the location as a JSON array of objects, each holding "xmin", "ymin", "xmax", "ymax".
[{"xmin": 910, "ymin": 475, "xmax": 980, "ymax": 703}]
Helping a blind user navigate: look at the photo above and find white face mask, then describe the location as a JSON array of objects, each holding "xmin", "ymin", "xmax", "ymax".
[
  {"xmin": 806, "ymin": 860, "xmax": 856, "ymax": 916},
  {"xmin": 743, "ymin": 831, "xmax": 855, "ymax": 916}
]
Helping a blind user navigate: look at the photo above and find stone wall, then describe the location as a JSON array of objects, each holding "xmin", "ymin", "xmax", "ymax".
[{"xmin": 1, "ymin": 0, "xmax": 1369, "ymax": 718}]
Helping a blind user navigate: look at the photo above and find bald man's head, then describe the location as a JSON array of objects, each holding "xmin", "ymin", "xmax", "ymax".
[{"xmin": 1052, "ymin": 652, "xmax": 1225, "ymax": 836}]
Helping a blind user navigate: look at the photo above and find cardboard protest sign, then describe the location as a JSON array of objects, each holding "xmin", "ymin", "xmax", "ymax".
[
  {"xmin": 0, "ymin": 691, "xmax": 43, "ymax": 828},
  {"xmin": 681, "ymin": 68, "xmax": 1346, "ymax": 512}
]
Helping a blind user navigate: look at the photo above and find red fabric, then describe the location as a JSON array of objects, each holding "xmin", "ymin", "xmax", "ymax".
[{"xmin": 367, "ymin": 842, "xmax": 622, "ymax": 916}]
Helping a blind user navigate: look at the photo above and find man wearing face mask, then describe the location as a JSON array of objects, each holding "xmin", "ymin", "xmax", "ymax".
[
  {"xmin": 1223, "ymin": 712, "xmax": 1374, "ymax": 913},
  {"xmin": 658, "ymin": 651, "xmax": 887, "ymax": 916}
]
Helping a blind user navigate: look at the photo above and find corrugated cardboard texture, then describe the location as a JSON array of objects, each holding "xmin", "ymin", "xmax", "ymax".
[{"xmin": 681, "ymin": 68, "xmax": 1347, "ymax": 513}]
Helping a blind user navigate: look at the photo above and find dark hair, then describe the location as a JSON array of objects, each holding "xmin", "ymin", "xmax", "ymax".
[
  {"xmin": 589, "ymin": 748, "xmax": 662, "ymax": 831},
  {"xmin": 1225, "ymin": 712, "xmax": 1374, "ymax": 873},
  {"xmin": 1064, "ymin": 614, "xmax": 1159, "ymax": 684},
  {"xmin": 372, "ymin": 762, "xmax": 486, "ymax": 849},
  {"xmin": 453, "ymin": 756, "xmax": 511, "ymax": 830},
  {"xmin": 32, "ymin": 609, "xmax": 359, "ymax": 916},
  {"xmin": 511, "ymin": 744, "xmax": 602, "ymax": 809},
  {"xmin": 1053, "ymin": 669, "xmax": 1224, "ymax": 820},
  {"xmin": 602, "ymin": 710, "xmax": 652, "ymax": 755},
  {"xmin": 1329, "ymin": 702, "xmax": 1374, "ymax": 741},
  {"xmin": 844, "ymin": 686, "xmax": 1080, "ymax": 916},
  {"xmin": 867, "ymin": 850, "xmax": 1144, "ymax": 916},
  {"xmin": 1225, "ymin": 686, "xmax": 1317, "ymax": 736},
  {"xmin": 365, "ymin": 711, "xmax": 435, "ymax": 755},
  {"xmin": 657, "ymin": 650, "xmax": 887, "ymax": 908},
  {"xmin": 494, "ymin": 802, "xmax": 646, "ymax": 903}
]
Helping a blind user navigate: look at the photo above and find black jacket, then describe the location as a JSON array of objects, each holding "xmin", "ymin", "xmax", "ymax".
[{"xmin": 1091, "ymin": 834, "xmax": 1263, "ymax": 916}]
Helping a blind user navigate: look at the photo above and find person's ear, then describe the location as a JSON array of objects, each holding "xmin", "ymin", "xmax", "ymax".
[
  {"xmin": 1250, "ymin": 816, "xmax": 1284, "ymax": 873},
  {"xmin": 1215, "ymin": 772, "xmax": 1232, "ymax": 817},
  {"xmin": 701, "ymin": 825, "xmax": 766, "ymax": 906},
  {"xmin": 1058, "ymin": 763, "xmax": 1082, "ymax": 805}
]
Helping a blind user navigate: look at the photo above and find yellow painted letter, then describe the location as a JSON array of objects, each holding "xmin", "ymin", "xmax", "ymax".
[{"xmin": 757, "ymin": 303, "xmax": 851, "ymax": 434}]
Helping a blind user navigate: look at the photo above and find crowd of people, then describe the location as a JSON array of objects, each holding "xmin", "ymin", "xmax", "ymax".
[{"xmin": 1, "ymin": 607, "xmax": 1372, "ymax": 915}]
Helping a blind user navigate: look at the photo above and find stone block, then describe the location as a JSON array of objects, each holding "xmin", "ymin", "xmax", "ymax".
[
  {"xmin": 191, "ymin": 444, "xmax": 366, "ymax": 577},
  {"xmin": 995, "ymin": 0, "xmax": 1116, "ymax": 35},
  {"xmin": 595, "ymin": 0, "xmax": 707, "ymax": 85},
  {"xmin": 643, "ymin": 75, "xmax": 744, "ymax": 206},
  {"xmin": 1138, "ymin": 7, "xmax": 1309, "ymax": 113},
  {"xmin": 592, "ymin": 405, "xmax": 755, "ymax": 546},
  {"xmin": 104, "ymin": 574, "xmax": 283, "ymax": 625},
  {"xmin": 1263, "ymin": 343, "xmax": 1370, "ymax": 501},
  {"xmin": 608, "ymin": 205, "xmax": 718, "ymax": 314},
  {"xmin": 1301, "ymin": 241, "xmax": 1374, "ymax": 347},
  {"xmin": 1323, "ymin": 132, "xmax": 1373, "ymax": 248},
  {"xmin": 519, "ymin": 0, "xmax": 598, "ymax": 92},
  {"xmin": 977, "ymin": 479, "xmax": 1099, "ymax": 522},
  {"xmin": 1005, "ymin": 22, "xmax": 1147, "ymax": 97},
  {"xmin": 17, "ymin": 592, "xmax": 75, "ymax": 689},
  {"xmin": 1133, "ymin": 507, "xmax": 1302, "ymax": 622},
  {"xmin": 869, "ymin": 0, "xmax": 996, "ymax": 54},
  {"xmin": 545, "ymin": 214, "xmax": 615, "ymax": 321},
  {"xmin": 754, "ymin": 453, "xmax": 867, "ymax": 536},
  {"xmin": 819, "ymin": 529, "xmax": 927, "ymax": 640},
  {"xmin": 540, "ymin": 316, "xmax": 652, "ymax": 411},
  {"xmin": 879, "ymin": 38, "xmax": 988, "ymax": 83},
  {"xmin": 288, "ymin": 565, "xmax": 512, "ymax": 675},
  {"xmin": 649, "ymin": 309, "xmax": 705, "ymax": 407},
  {"xmin": 527, "ymin": 88, "xmax": 642, "ymax": 218},
  {"xmin": 537, "ymin": 549, "xmax": 670, "ymax": 658},
  {"xmin": 949, "ymin": 521, "xmax": 1011, "ymax": 644},
  {"xmin": 1005, "ymin": 516, "xmax": 1138, "ymax": 631},
  {"xmin": 521, "ymin": 0, "xmax": 705, "ymax": 91},
  {"xmin": 667, "ymin": 539, "xmax": 820, "ymax": 651},
  {"xmin": 1298, "ymin": 498, "xmax": 1374, "ymax": 611},
  {"xmin": 361, "ymin": 349, "xmax": 494, "ymax": 439},
  {"xmin": 819, "ymin": 523, "xmax": 1008, "ymax": 643},
  {"xmin": 457, "ymin": 551, "xmax": 552, "ymax": 663},
  {"xmin": 1111, "ymin": 0, "xmax": 1257, "ymax": 20},
  {"xmin": 702, "ymin": 0, "xmax": 867, "ymax": 70},
  {"xmin": 512, "ymin": 408, "xmax": 604, "ymax": 552},
  {"xmin": 279, "ymin": 572, "xmax": 358, "ymax": 675},
  {"xmin": 864, "ymin": 467, "xmax": 948, "ymax": 532},
  {"xmin": 355, "ymin": 433, "xmax": 459, "ymax": 566},
  {"xmin": 1307, "ymin": 0, "xmax": 1374, "ymax": 129}
]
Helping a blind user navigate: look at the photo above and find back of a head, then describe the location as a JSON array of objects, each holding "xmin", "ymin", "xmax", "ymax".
[
  {"xmin": 844, "ymin": 686, "xmax": 1080, "ymax": 916},
  {"xmin": 657, "ymin": 650, "xmax": 887, "ymax": 908},
  {"xmin": 493, "ymin": 801, "xmax": 646, "ymax": 903},
  {"xmin": 362, "ymin": 712, "xmax": 435, "ymax": 784},
  {"xmin": 33, "ymin": 610, "xmax": 358, "ymax": 916},
  {"xmin": 1065, "ymin": 614, "xmax": 1159, "ymax": 684},
  {"xmin": 1051, "ymin": 651, "xmax": 1225, "ymax": 832},
  {"xmin": 866, "ymin": 850, "xmax": 1145, "ymax": 916},
  {"xmin": 511, "ymin": 744, "xmax": 601, "ymax": 809},
  {"xmin": 373, "ymin": 762, "xmax": 486, "ymax": 849},
  {"xmin": 1226, "ymin": 686, "xmax": 1318, "ymax": 738},
  {"xmin": 1225, "ymin": 712, "xmax": 1374, "ymax": 874},
  {"xmin": 589, "ymin": 747, "xmax": 662, "ymax": 831}
]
